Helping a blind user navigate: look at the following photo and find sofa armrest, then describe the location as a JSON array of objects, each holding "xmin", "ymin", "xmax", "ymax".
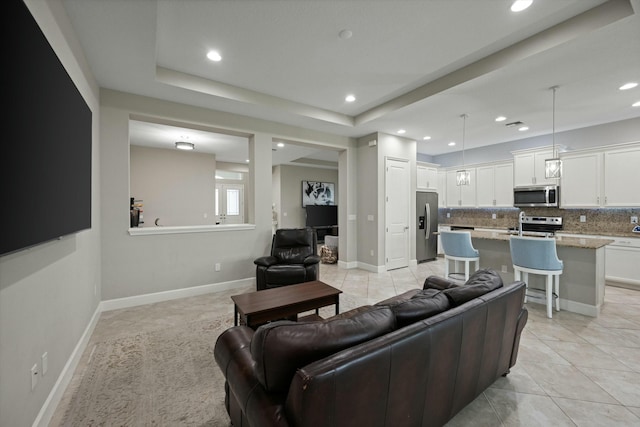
[
  {"xmin": 423, "ymin": 275, "xmax": 459, "ymax": 290},
  {"xmin": 254, "ymin": 256, "xmax": 279, "ymax": 267},
  {"xmin": 303, "ymin": 255, "xmax": 321, "ymax": 266},
  {"xmin": 214, "ymin": 326, "xmax": 289, "ymax": 427}
]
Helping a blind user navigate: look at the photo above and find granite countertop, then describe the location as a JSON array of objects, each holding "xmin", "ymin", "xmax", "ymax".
[
  {"xmin": 468, "ymin": 230, "xmax": 614, "ymax": 249},
  {"xmin": 439, "ymin": 222, "xmax": 638, "ymax": 239}
]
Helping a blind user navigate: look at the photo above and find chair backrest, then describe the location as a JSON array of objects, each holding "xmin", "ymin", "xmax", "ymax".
[
  {"xmin": 440, "ymin": 231, "xmax": 479, "ymax": 258},
  {"xmin": 509, "ymin": 236, "xmax": 563, "ymax": 271},
  {"xmin": 271, "ymin": 228, "xmax": 317, "ymax": 263}
]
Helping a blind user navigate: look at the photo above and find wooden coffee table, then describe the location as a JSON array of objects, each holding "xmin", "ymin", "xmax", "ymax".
[{"xmin": 231, "ymin": 280, "xmax": 342, "ymax": 329}]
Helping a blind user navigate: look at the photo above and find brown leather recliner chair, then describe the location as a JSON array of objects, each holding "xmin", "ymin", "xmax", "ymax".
[{"xmin": 254, "ymin": 228, "xmax": 321, "ymax": 290}]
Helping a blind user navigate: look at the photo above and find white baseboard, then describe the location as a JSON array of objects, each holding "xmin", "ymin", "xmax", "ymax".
[
  {"xmin": 525, "ymin": 297, "xmax": 599, "ymax": 318},
  {"xmin": 357, "ymin": 262, "xmax": 386, "ymax": 273},
  {"xmin": 33, "ymin": 305, "xmax": 101, "ymax": 427},
  {"xmin": 33, "ymin": 277, "xmax": 254, "ymax": 427},
  {"xmin": 100, "ymin": 278, "xmax": 255, "ymax": 312},
  {"xmin": 338, "ymin": 259, "xmax": 358, "ymax": 269}
]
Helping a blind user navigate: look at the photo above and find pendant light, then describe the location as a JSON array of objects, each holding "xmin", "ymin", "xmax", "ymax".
[
  {"xmin": 545, "ymin": 86, "xmax": 562, "ymax": 179},
  {"xmin": 456, "ymin": 114, "xmax": 470, "ymax": 186}
]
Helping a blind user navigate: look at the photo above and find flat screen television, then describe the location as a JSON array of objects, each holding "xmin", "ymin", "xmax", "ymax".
[
  {"xmin": 305, "ymin": 205, "xmax": 338, "ymax": 228},
  {"xmin": 1, "ymin": 0, "xmax": 92, "ymax": 256}
]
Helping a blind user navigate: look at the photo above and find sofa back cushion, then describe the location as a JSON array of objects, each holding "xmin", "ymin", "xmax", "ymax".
[
  {"xmin": 377, "ymin": 289, "xmax": 450, "ymax": 327},
  {"xmin": 251, "ymin": 306, "xmax": 396, "ymax": 393},
  {"xmin": 443, "ymin": 268, "xmax": 503, "ymax": 306}
]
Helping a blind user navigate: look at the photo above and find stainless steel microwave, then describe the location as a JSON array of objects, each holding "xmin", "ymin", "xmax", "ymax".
[{"xmin": 513, "ymin": 185, "xmax": 560, "ymax": 208}]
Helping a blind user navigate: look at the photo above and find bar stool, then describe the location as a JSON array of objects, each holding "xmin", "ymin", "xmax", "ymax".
[
  {"xmin": 509, "ymin": 236, "xmax": 563, "ymax": 318},
  {"xmin": 440, "ymin": 231, "xmax": 480, "ymax": 281}
]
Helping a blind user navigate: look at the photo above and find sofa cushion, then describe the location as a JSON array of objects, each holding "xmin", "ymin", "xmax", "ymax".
[
  {"xmin": 378, "ymin": 289, "xmax": 450, "ymax": 327},
  {"xmin": 443, "ymin": 269, "xmax": 504, "ymax": 306},
  {"xmin": 251, "ymin": 305, "xmax": 396, "ymax": 393},
  {"xmin": 374, "ymin": 289, "xmax": 421, "ymax": 306}
]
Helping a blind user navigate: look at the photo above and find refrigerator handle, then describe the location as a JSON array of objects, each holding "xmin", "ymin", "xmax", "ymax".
[{"xmin": 425, "ymin": 203, "xmax": 430, "ymax": 239}]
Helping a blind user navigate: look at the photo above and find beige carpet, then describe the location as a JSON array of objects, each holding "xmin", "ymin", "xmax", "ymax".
[{"xmin": 57, "ymin": 316, "xmax": 234, "ymax": 426}]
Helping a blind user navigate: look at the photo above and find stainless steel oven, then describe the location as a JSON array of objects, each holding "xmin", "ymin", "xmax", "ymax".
[{"xmin": 513, "ymin": 185, "xmax": 559, "ymax": 208}]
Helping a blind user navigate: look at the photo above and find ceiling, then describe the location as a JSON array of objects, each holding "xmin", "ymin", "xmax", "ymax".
[{"xmin": 62, "ymin": 0, "xmax": 640, "ymax": 166}]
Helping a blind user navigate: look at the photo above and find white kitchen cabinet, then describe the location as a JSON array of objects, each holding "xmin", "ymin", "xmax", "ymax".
[
  {"xmin": 560, "ymin": 152, "xmax": 602, "ymax": 207},
  {"xmin": 513, "ymin": 148, "xmax": 557, "ymax": 187},
  {"xmin": 476, "ymin": 162, "xmax": 513, "ymax": 207},
  {"xmin": 605, "ymin": 237, "xmax": 640, "ymax": 289},
  {"xmin": 437, "ymin": 225, "xmax": 451, "ymax": 255},
  {"xmin": 437, "ymin": 170, "xmax": 447, "ymax": 208},
  {"xmin": 559, "ymin": 143, "xmax": 640, "ymax": 208},
  {"xmin": 446, "ymin": 169, "xmax": 476, "ymax": 207},
  {"xmin": 603, "ymin": 145, "xmax": 640, "ymax": 207},
  {"xmin": 417, "ymin": 163, "xmax": 438, "ymax": 190}
]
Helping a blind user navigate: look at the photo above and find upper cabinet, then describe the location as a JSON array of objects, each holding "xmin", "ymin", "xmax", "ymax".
[
  {"xmin": 513, "ymin": 147, "xmax": 558, "ymax": 187},
  {"xmin": 417, "ymin": 162, "xmax": 438, "ymax": 190},
  {"xmin": 560, "ymin": 142, "xmax": 640, "ymax": 208},
  {"xmin": 437, "ymin": 170, "xmax": 447, "ymax": 207},
  {"xmin": 446, "ymin": 169, "xmax": 476, "ymax": 207},
  {"xmin": 477, "ymin": 162, "xmax": 514, "ymax": 207}
]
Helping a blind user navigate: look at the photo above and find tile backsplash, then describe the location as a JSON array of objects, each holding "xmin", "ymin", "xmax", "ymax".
[{"xmin": 438, "ymin": 207, "xmax": 640, "ymax": 238}]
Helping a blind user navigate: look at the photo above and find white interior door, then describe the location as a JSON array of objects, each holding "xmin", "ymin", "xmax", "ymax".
[
  {"xmin": 215, "ymin": 183, "xmax": 244, "ymax": 224},
  {"xmin": 385, "ymin": 158, "xmax": 410, "ymax": 270}
]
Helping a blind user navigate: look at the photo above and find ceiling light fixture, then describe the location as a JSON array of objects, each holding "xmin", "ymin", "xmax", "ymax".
[
  {"xmin": 456, "ymin": 114, "xmax": 470, "ymax": 186},
  {"xmin": 339, "ymin": 29, "xmax": 353, "ymax": 40},
  {"xmin": 175, "ymin": 141, "xmax": 194, "ymax": 150},
  {"xmin": 511, "ymin": 0, "xmax": 533, "ymax": 13},
  {"xmin": 277, "ymin": 142, "xmax": 285, "ymax": 148},
  {"xmin": 345, "ymin": 94, "xmax": 356, "ymax": 102},
  {"xmin": 619, "ymin": 82, "xmax": 638, "ymax": 90},
  {"xmin": 448, "ymin": 142, "xmax": 456, "ymax": 146},
  {"xmin": 632, "ymin": 101, "xmax": 640, "ymax": 107},
  {"xmin": 518, "ymin": 126, "xmax": 529, "ymax": 131},
  {"xmin": 495, "ymin": 116, "xmax": 507, "ymax": 122},
  {"xmin": 545, "ymin": 85, "xmax": 562, "ymax": 179},
  {"xmin": 397, "ymin": 129, "xmax": 406, "ymax": 134},
  {"xmin": 423, "ymin": 136, "xmax": 431, "ymax": 140},
  {"xmin": 206, "ymin": 50, "xmax": 222, "ymax": 62}
]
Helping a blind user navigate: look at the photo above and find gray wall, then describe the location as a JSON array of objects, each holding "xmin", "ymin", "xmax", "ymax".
[
  {"xmin": 130, "ymin": 145, "xmax": 216, "ymax": 226},
  {"xmin": 0, "ymin": 1, "xmax": 102, "ymax": 425},
  {"xmin": 433, "ymin": 117, "xmax": 640, "ymax": 167},
  {"xmin": 274, "ymin": 165, "xmax": 339, "ymax": 229}
]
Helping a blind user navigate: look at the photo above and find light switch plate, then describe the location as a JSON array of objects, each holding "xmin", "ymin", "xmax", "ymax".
[{"xmin": 580, "ymin": 215, "xmax": 586, "ymax": 223}]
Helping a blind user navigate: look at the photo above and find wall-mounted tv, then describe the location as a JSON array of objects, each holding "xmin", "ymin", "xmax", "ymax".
[
  {"xmin": 1, "ymin": 0, "xmax": 92, "ymax": 256},
  {"xmin": 305, "ymin": 205, "xmax": 338, "ymax": 228}
]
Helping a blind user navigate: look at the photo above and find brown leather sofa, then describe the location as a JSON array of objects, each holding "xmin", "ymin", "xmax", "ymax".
[{"xmin": 214, "ymin": 269, "xmax": 528, "ymax": 427}]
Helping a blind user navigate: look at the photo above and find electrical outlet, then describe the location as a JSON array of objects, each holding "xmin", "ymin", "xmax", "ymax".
[
  {"xmin": 370, "ymin": 250, "xmax": 374, "ymax": 256},
  {"xmin": 31, "ymin": 364, "xmax": 38, "ymax": 391},
  {"xmin": 632, "ymin": 216, "xmax": 638, "ymax": 224},
  {"xmin": 215, "ymin": 263, "xmax": 221, "ymax": 272},
  {"xmin": 501, "ymin": 265, "xmax": 508, "ymax": 273},
  {"xmin": 42, "ymin": 352, "xmax": 48, "ymax": 376},
  {"xmin": 447, "ymin": 212, "xmax": 451, "ymax": 218},
  {"xmin": 492, "ymin": 213, "xmax": 497, "ymax": 220},
  {"xmin": 367, "ymin": 215, "xmax": 374, "ymax": 221},
  {"xmin": 580, "ymin": 215, "xmax": 586, "ymax": 223}
]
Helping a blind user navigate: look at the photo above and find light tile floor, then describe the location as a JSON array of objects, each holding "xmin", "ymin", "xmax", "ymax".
[{"xmin": 53, "ymin": 258, "xmax": 640, "ymax": 426}]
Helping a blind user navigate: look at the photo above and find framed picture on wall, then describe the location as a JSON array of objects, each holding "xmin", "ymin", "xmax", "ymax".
[{"xmin": 302, "ymin": 181, "xmax": 335, "ymax": 206}]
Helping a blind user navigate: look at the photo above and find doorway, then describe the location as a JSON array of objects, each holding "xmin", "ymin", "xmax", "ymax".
[
  {"xmin": 216, "ymin": 183, "xmax": 245, "ymax": 224},
  {"xmin": 385, "ymin": 158, "xmax": 410, "ymax": 270}
]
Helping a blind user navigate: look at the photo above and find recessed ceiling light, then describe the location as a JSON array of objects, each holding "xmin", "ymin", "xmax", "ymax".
[
  {"xmin": 632, "ymin": 101, "xmax": 640, "ymax": 107},
  {"xmin": 245, "ymin": 159, "xmax": 250, "ymax": 163},
  {"xmin": 518, "ymin": 126, "xmax": 529, "ymax": 132},
  {"xmin": 448, "ymin": 142, "xmax": 456, "ymax": 146},
  {"xmin": 423, "ymin": 136, "xmax": 431, "ymax": 140},
  {"xmin": 345, "ymin": 94, "xmax": 356, "ymax": 102},
  {"xmin": 175, "ymin": 141, "xmax": 194, "ymax": 150},
  {"xmin": 619, "ymin": 82, "xmax": 638, "ymax": 90},
  {"xmin": 206, "ymin": 50, "xmax": 222, "ymax": 62},
  {"xmin": 495, "ymin": 116, "xmax": 507, "ymax": 122},
  {"xmin": 397, "ymin": 129, "xmax": 406, "ymax": 134},
  {"xmin": 277, "ymin": 142, "xmax": 285, "ymax": 148},
  {"xmin": 511, "ymin": 0, "xmax": 533, "ymax": 12}
]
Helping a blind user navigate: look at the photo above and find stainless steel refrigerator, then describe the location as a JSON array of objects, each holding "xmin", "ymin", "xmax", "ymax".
[{"xmin": 416, "ymin": 191, "xmax": 438, "ymax": 262}]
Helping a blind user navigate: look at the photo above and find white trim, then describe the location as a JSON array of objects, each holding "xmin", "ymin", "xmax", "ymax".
[
  {"xmin": 33, "ymin": 277, "xmax": 255, "ymax": 426},
  {"xmin": 357, "ymin": 262, "xmax": 387, "ymax": 273},
  {"xmin": 32, "ymin": 306, "xmax": 102, "ymax": 427},
  {"xmin": 338, "ymin": 259, "xmax": 358, "ymax": 269},
  {"xmin": 100, "ymin": 278, "xmax": 255, "ymax": 312},
  {"xmin": 605, "ymin": 275, "xmax": 640, "ymax": 286},
  {"xmin": 128, "ymin": 223, "xmax": 255, "ymax": 236}
]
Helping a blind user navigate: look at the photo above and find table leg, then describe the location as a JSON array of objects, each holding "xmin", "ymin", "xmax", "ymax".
[
  {"xmin": 234, "ymin": 304, "xmax": 238, "ymax": 326},
  {"xmin": 335, "ymin": 297, "xmax": 339, "ymax": 315}
]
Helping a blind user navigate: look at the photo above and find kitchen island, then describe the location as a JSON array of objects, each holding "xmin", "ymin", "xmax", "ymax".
[{"xmin": 468, "ymin": 230, "xmax": 614, "ymax": 317}]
